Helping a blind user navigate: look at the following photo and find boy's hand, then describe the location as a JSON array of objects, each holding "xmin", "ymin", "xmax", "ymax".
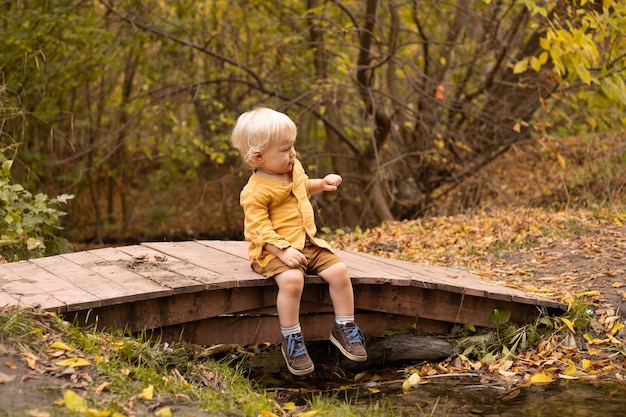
[
  {"xmin": 321, "ymin": 174, "xmax": 342, "ymax": 191},
  {"xmin": 277, "ymin": 247, "xmax": 308, "ymax": 269}
]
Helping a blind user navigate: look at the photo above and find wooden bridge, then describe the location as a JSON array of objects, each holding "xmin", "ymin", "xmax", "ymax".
[{"xmin": 0, "ymin": 241, "xmax": 565, "ymax": 345}]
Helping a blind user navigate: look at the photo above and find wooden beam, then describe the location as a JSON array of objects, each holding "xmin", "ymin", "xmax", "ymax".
[
  {"xmin": 152, "ymin": 312, "xmax": 450, "ymax": 345},
  {"xmin": 67, "ymin": 286, "xmax": 278, "ymax": 332}
]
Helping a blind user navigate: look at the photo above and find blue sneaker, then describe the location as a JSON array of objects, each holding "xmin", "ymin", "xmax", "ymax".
[
  {"xmin": 281, "ymin": 333, "xmax": 314, "ymax": 375},
  {"xmin": 330, "ymin": 322, "xmax": 367, "ymax": 361}
]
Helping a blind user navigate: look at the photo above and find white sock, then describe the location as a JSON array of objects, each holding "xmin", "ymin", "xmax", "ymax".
[
  {"xmin": 281, "ymin": 323, "xmax": 302, "ymax": 337},
  {"xmin": 335, "ymin": 315, "xmax": 355, "ymax": 325}
]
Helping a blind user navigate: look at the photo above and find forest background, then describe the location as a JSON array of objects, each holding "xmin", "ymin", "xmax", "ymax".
[{"xmin": 1, "ymin": 0, "xmax": 625, "ymax": 250}]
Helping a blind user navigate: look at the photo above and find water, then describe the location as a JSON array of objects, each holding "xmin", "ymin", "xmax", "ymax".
[
  {"xmin": 385, "ymin": 379, "xmax": 626, "ymax": 416},
  {"xmin": 242, "ymin": 345, "xmax": 626, "ymax": 416}
]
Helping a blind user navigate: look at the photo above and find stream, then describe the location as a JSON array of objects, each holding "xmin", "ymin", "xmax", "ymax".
[{"xmin": 242, "ymin": 343, "xmax": 626, "ymax": 416}]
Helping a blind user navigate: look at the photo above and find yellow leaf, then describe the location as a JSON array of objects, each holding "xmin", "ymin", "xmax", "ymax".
[
  {"xmin": 582, "ymin": 359, "xmax": 591, "ymax": 370},
  {"xmin": 283, "ymin": 402, "xmax": 297, "ymax": 411},
  {"xmin": 50, "ymin": 341, "xmax": 74, "ymax": 352},
  {"xmin": 154, "ymin": 407, "xmax": 173, "ymax": 417},
  {"xmin": 56, "ymin": 357, "xmax": 91, "ymax": 367},
  {"xmin": 295, "ymin": 411, "xmax": 318, "ymax": 417},
  {"xmin": 556, "ymin": 153, "xmax": 567, "ymax": 170},
  {"xmin": 530, "ymin": 56, "xmax": 541, "ymax": 72},
  {"xmin": 587, "ymin": 117, "xmax": 597, "ymax": 129},
  {"xmin": 611, "ymin": 322, "xmax": 624, "ymax": 335},
  {"xmin": 530, "ymin": 372, "xmax": 553, "ymax": 385},
  {"xmin": 560, "ymin": 317, "xmax": 576, "ymax": 333},
  {"xmin": 402, "ymin": 372, "xmax": 422, "ymax": 392},
  {"xmin": 401, "ymin": 378, "xmax": 412, "ymax": 392},
  {"xmin": 258, "ymin": 411, "xmax": 278, "ymax": 417},
  {"xmin": 63, "ymin": 390, "xmax": 87, "ymax": 412},
  {"xmin": 141, "ymin": 385, "xmax": 154, "ymax": 400},
  {"xmin": 564, "ymin": 364, "xmax": 577, "ymax": 375},
  {"xmin": 368, "ymin": 387, "xmax": 381, "ymax": 393},
  {"xmin": 513, "ymin": 58, "xmax": 529, "ymax": 74}
]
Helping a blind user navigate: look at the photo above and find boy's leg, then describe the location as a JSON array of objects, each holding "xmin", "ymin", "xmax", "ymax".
[
  {"xmin": 318, "ymin": 262, "xmax": 367, "ymax": 361},
  {"xmin": 273, "ymin": 268, "xmax": 305, "ymax": 328},
  {"xmin": 273, "ymin": 268, "xmax": 314, "ymax": 375},
  {"xmin": 317, "ymin": 262, "xmax": 354, "ymax": 316}
]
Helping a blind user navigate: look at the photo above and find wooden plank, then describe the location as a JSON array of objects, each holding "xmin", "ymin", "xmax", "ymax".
[
  {"xmin": 143, "ymin": 241, "xmax": 268, "ymax": 288},
  {"xmin": 110, "ymin": 244, "xmax": 179, "ymax": 262},
  {"xmin": 197, "ymin": 240, "xmax": 390, "ymax": 280},
  {"xmin": 0, "ymin": 290, "xmax": 19, "ymax": 307},
  {"xmin": 198, "ymin": 240, "xmax": 406, "ymax": 286},
  {"xmin": 0, "ymin": 262, "xmax": 91, "ymax": 312},
  {"xmin": 110, "ymin": 243, "xmax": 232, "ymax": 291},
  {"xmin": 64, "ymin": 248, "xmax": 174, "ymax": 302},
  {"xmin": 342, "ymin": 251, "xmax": 469, "ymax": 291},
  {"xmin": 351, "ymin": 252, "xmax": 565, "ymax": 309},
  {"xmin": 31, "ymin": 253, "xmax": 147, "ymax": 308},
  {"xmin": 196, "ymin": 240, "xmax": 248, "ymax": 259},
  {"xmin": 81, "ymin": 246, "xmax": 206, "ymax": 294}
]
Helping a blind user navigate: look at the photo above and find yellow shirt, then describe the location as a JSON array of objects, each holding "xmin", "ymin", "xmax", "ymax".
[{"xmin": 240, "ymin": 159, "xmax": 333, "ymax": 266}]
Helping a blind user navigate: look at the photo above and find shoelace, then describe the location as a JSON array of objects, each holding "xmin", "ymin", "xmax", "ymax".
[
  {"xmin": 285, "ymin": 333, "xmax": 308, "ymax": 357},
  {"xmin": 342, "ymin": 325, "xmax": 365, "ymax": 345}
]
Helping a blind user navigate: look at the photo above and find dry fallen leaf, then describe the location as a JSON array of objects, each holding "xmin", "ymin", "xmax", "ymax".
[
  {"xmin": 530, "ymin": 372, "xmax": 554, "ymax": 385},
  {"xmin": 56, "ymin": 357, "xmax": 91, "ymax": 367},
  {"xmin": 49, "ymin": 341, "xmax": 74, "ymax": 352},
  {"xmin": 63, "ymin": 389, "xmax": 87, "ymax": 412},
  {"xmin": 0, "ymin": 371, "xmax": 16, "ymax": 383},
  {"xmin": 21, "ymin": 352, "xmax": 39, "ymax": 369},
  {"xmin": 140, "ymin": 384, "xmax": 154, "ymax": 400},
  {"xmin": 94, "ymin": 381, "xmax": 111, "ymax": 395},
  {"xmin": 154, "ymin": 407, "xmax": 173, "ymax": 417},
  {"xmin": 402, "ymin": 372, "xmax": 422, "ymax": 392}
]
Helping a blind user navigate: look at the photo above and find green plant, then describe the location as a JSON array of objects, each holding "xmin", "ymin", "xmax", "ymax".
[
  {"xmin": 454, "ymin": 308, "xmax": 556, "ymax": 362},
  {"xmin": 0, "ymin": 157, "xmax": 74, "ymax": 262}
]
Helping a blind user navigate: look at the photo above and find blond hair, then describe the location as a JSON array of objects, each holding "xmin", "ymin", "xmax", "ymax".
[{"xmin": 230, "ymin": 107, "xmax": 297, "ymax": 167}]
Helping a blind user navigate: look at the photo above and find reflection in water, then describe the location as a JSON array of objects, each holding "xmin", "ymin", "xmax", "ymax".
[
  {"xmin": 393, "ymin": 380, "xmax": 626, "ymax": 416},
  {"xmin": 242, "ymin": 345, "xmax": 626, "ymax": 416}
]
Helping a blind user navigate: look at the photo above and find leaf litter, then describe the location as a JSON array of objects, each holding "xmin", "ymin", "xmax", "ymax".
[
  {"xmin": 330, "ymin": 207, "xmax": 626, "ymax": 392},
  {"xmin": 2, "ymin": 132, "xmax": 625, "ymax": 413}
]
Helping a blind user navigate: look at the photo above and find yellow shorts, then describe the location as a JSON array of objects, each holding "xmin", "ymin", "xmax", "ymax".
[{"xmin": 251, "ymin": 242, "xmax": 341, "ymax": 278}]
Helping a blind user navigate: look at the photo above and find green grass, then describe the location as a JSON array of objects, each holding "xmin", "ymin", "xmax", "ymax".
[{"xmin": 2, "ymin": 307, "xmax": 445, "ymax": 417}]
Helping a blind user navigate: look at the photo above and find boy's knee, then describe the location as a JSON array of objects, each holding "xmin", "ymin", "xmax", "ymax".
[{"xmin": 276, "ymin": 269, "xmax": 305, "ymax": 289}]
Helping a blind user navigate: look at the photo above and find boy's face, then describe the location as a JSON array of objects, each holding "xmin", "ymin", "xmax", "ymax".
[
  {"xmin": 256, "ymin": 136, "xmax": 297, "ymax": 175},
  {"xmin": 258, "ymin": 138, "xmax": 296, "ymax": 174}
]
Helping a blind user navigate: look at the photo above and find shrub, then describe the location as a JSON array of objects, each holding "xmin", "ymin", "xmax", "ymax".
[{"xmin": 0, "ymin": 158, "xmax": 74, "ymax": 262}]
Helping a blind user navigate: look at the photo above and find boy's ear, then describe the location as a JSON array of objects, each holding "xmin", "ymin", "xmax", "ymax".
[{"xmin": 251, "ymin": 151, "xmax": 264, "ymax": 163}]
